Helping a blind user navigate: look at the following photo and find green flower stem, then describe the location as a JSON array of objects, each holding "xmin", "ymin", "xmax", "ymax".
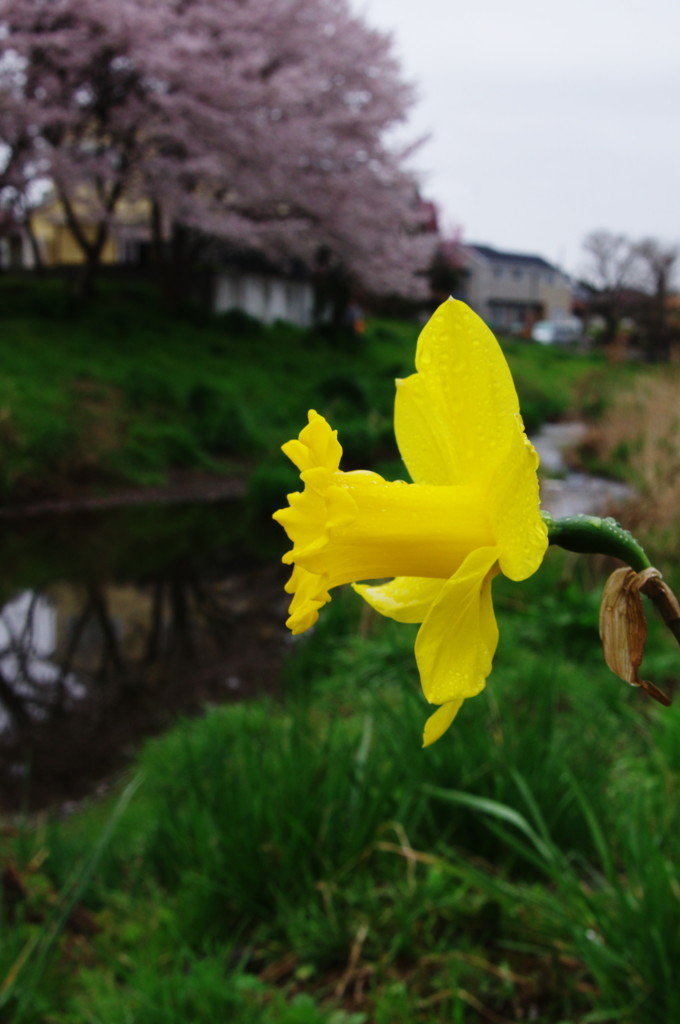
[{"xmin": 542, "ymin": 511, "xmax": 652, "ymax": 572}]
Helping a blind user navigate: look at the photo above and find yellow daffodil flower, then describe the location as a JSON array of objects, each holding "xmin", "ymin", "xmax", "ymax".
[{"xmin": 273, "ymin": 299, "xmax": 548, "ymax": 745}]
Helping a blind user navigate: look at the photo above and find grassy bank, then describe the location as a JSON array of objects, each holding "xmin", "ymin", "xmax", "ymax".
[
  {"xmin": 3, "ymin": 552, "xmax": 680, "ymax": 1022},
  {"xmin": 4, "ymin": 274, "xmax": 679, "ymax": 1021},
  {"xmin": 0, "ymin": 275, "xmax": 604, "ymax": 502},
  {"xmin": 575, "ymin": 366, "xmax": 680, "ymax": 561}
]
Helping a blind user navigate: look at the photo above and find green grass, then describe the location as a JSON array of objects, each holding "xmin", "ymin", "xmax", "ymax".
[
  {"xmin": 4, "ymin": 552, "xmax": 680, "ymax": 1022},
  {"xmin": 0, "ymin": 276, "xmax": 407, "ymax": 498},
  {"xmin": 0, "ymin": 275, "xmax": 605, "ymax": 501},
  {"xmin": 2, "ymin": 274, "xmax": 675, "ymax": 1020},
  {"xmin": 500, "ymin": 337, "xmax": 607, "ymax": 433}
]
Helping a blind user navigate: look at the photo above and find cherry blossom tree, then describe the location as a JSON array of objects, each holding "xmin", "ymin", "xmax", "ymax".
[{"xmin": 0, "ymin": 0, "xmax": 434, "ymax": 297}]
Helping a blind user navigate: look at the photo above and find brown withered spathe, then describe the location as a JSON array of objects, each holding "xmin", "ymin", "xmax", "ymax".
[{"xmin": 599, "ymin": 567, "xmax": 679, "ymax": 707}]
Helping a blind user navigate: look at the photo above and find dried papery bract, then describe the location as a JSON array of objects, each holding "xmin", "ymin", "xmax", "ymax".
[
  {"xmin": 639, "ymin": 569, "xmax": 680, "ymax": 646},
  {"xmin": 599, "ymin": 567, "xmax": 674, "ymax": 706}
]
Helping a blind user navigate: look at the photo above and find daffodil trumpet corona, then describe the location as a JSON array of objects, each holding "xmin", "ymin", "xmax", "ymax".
[{"xmin": 274, "ymin": 299, "xmax": 676, "ymax": 745}]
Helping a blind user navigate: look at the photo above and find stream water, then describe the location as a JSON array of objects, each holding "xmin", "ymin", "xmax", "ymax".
[
  {"xmin": 0, "ymin": 423, "xmax": 632, "ymax": 813},
  {"xmin": 532, "ymin": 422, "xmax": 632, "ymax": 519},
  {"xmin": 0, "ymin": 498, "xmax": 289, "ymax": 812}
]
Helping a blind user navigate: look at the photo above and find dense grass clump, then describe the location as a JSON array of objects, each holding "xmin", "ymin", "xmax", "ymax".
[{"xmin": 4, "ymin": 553, "xmax": 680, "ymax": 1022}]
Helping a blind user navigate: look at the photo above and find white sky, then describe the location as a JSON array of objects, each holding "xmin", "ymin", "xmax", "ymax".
[{"xmin": 356, "ymin": 0, "xmax": 680, "ymax": 276}]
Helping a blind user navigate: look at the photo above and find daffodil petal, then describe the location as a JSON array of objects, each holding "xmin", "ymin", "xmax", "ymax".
[
  {"xmin": 394, "ymin": 299, "xmax": 521, "ymax": 487},
  {"xmin": 353, "ymin": 576, "xmax": 447, "ymax": 624},
  {"xmin": 422, "ymin": 699, "xmax": 464, "ymax": 747},
  {"xmin": 281, "ymin": 409, "xmax": 342, "ymax": 473},
  {"xmin": 490, "ymin": 426, "xmax": 548, "ymax": 581},
  {"xmin": 283, "ymin": 565, "xmax": 330, "ymax": 634},
  {"xmin": 415, "ymin": 546, "xmax": 499, "ymax": 706},
  {"xmin": 394, "ymin": 298, "xmax": 548, "ymax": 580}
]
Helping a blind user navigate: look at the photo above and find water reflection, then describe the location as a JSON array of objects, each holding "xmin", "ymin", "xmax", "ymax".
[
  {"xmin": 0, "ymin": 498, "xmax": 288, "ymax": 812},
  {"xmin": 0, "ymin": 590, "xmax": 85, "ymax": 733}
]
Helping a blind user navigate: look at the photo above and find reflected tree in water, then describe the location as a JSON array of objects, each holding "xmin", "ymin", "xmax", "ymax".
[{"xmin": 0, "ymin": 567, "xmax": 279, "ymax": 736}]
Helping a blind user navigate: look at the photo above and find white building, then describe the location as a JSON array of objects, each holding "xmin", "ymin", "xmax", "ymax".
[
  {"xmin": 211, "ymin": 269, "xmax": 315, "ymax": 327},
  {"xmin": 458, "ymin": 244, "xmax": 573, "ymax": 332}
]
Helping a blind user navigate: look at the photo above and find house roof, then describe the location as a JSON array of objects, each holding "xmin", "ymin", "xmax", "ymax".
[{"xmin": 464, "ymin": 243, "xmax": 561, "ymax": 273}]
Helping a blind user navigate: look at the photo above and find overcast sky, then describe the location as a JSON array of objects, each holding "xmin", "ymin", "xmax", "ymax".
[{"xmin": 356, "ymin": 0, "xmax": 680, "ymax": 276}]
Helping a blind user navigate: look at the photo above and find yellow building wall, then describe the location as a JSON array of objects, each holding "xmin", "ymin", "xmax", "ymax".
[
  {"xmin": 42, "ymin": 225, "xmax": 119, "ymax": 266},
  {"xmin": 31, "ymin": 193, "xmax": 151, "ymax": 267}
]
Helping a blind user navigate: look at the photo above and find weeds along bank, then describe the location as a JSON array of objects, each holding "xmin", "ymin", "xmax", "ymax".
[
  {"xmin": 5, "ymin": 279, "xmax": 680, "ymax": 1020},
  {"xmin": 0, "ymin": 276, "xmax": 404, "ymax": 501},
  {"xmin": 579, "ymin": 366, "xmax": 680, "ymax": 558},
  {"xmin": 0, "ymin": 276, "xmax": 602, "ymax": 505},
  {"xmin": 4, "ymin": 557, "xmax": 680, "ymax": 1023}
]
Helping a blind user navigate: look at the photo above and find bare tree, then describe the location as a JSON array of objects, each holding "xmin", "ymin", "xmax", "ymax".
[
  {"xmin": 582, "ymin": 230, "xmax": 679, "ymax": 359},
  {"xmin": 582, "ymin": 230, "xmax": 642, "ymax": 345},
  {"xmin": 632, "ymin": 238, "xmax": 679, "ymax": 361}
]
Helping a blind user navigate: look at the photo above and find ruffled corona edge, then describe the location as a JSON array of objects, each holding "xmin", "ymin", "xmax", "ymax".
[{"xmin": 273, "ymin": 410, "xmax": 355, "ymax": 634}]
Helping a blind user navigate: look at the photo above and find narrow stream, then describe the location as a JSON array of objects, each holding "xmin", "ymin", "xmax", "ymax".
[
  {"xmin": 0, "ymin": 423, "xmax": 632, "ymax": 812},
  {"xmin": 533, "ymin": 422, "xmax": 632, "ymax": 519},
  {"xmin": 0, "ymin": 499, "xmax": 288, "ymax": 812}
]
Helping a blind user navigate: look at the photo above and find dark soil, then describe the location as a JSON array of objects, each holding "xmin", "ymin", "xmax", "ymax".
[{"xmin": 0, "ymin": 468, "xmax": 247, "ymax": 519}]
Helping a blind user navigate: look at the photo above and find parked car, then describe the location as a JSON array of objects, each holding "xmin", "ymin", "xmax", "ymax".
[{"xmin": 531, "ymin": 318, "xmax": 583, "ymax": 345}]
